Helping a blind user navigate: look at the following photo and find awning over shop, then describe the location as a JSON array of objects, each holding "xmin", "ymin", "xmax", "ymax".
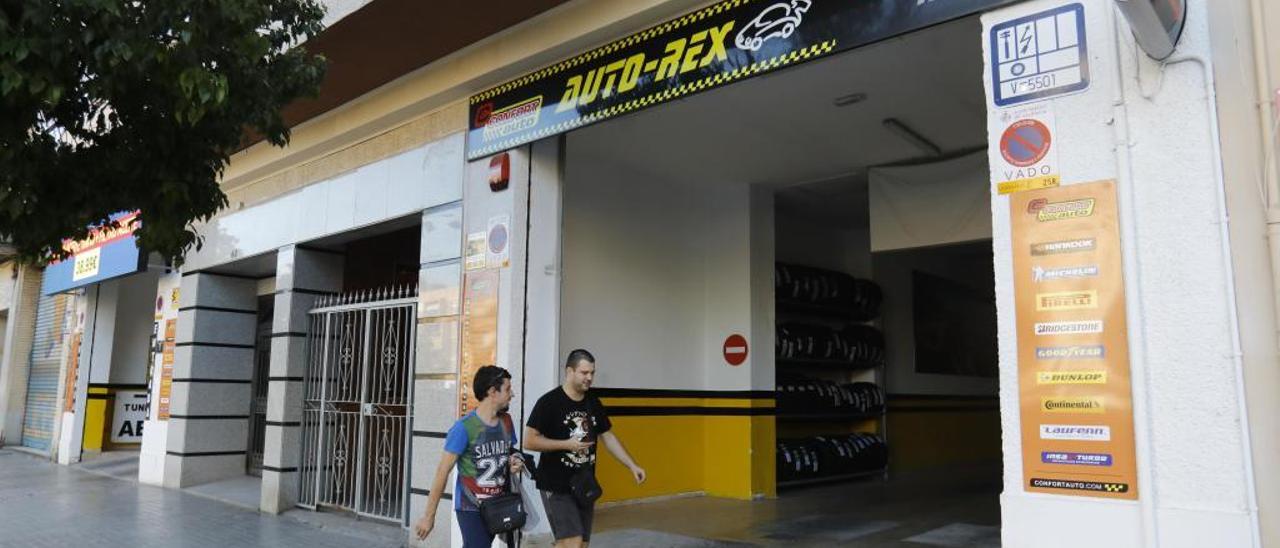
[{"xmin": 41, "ymin": 210, "xmax": 146, "ymax": 295}]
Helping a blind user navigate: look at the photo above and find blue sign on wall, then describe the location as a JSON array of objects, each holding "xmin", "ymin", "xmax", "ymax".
[{"xmin": 42, "ymin": 211, "xmax": 146, "ymax": 295}]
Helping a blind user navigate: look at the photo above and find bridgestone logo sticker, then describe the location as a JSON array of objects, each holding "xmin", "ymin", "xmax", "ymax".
[
  {"xmin": 1031, "ymin": 238, "xmax": 1096, "ymax": 256},
  {"xmin": 1040, "ymin": 424, "xmax": 1111, "ymax": 441},
  {"xmin": 1030, "ymin": 478, "xmax": 1129, "ymax": 493},
  {"xmin": 1034, "ymin": 321, "xmax": 1103, "ymax": 335}
]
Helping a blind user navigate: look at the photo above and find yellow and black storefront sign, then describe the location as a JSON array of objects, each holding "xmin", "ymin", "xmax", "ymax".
[{"xmin": 467, "ymin": 0, "xmax": 1017, "ymax": 160}]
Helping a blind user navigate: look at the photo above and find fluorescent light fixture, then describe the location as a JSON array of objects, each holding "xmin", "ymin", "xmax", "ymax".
[
  {"xmin": 833, "ymin": 92, "xmax": 867, "ymax": 107},
  {"xmin": 882, "ymin": 118, "xmax": 941, "ymax": 157}
]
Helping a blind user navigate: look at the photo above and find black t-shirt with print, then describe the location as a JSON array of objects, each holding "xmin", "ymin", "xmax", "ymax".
[{"xmin": 526, "ymin": 387, "xmax": 612, "ymax": 493}]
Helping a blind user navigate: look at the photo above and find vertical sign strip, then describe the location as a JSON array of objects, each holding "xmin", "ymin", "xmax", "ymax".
[
  {"xmin": 459, "ymin": 270, "xmax": 500, "ymax": 417},
  {"xmin": 1010, "ymin": 180, "xmax": 1138, "ymax": 499}
]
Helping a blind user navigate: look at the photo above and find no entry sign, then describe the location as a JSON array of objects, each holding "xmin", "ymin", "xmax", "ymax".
[{"xmin": 723, "ymin": 334, "xmax": 748, "ymax": 366}]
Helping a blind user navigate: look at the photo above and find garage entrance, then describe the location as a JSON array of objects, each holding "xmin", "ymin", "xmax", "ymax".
[{"xmin": 556, "ymin": 13, "xmax": 1002, "ymax": 547}]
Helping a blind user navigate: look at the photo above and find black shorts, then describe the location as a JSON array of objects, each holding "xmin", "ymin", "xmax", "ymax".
[{"xmin": 540, "ymin": 490, "xmax": 594, "ymax": 541}]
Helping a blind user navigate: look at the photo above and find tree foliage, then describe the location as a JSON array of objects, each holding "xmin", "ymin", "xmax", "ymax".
[{"xmin": 0, "ymin": 0, "xmax": 326, "ymax": 263}]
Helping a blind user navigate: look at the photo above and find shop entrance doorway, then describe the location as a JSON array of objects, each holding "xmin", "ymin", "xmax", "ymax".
[{"xmin": 554, "ymin": 12, "xmax": 1003, "ymax": 547}]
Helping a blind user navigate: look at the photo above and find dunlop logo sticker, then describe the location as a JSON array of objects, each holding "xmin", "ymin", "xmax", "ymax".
[{"xmin": 1037, "ymin": 371, "xmax": 1107, "ymax": 385}]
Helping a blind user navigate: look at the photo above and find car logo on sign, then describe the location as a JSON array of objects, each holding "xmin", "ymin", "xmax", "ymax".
[{"xmin": 736, "ymin": 0, "xmax": 811, "ymax": 51}]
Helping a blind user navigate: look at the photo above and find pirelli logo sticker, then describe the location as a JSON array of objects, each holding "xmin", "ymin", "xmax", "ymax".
[
  {"xmin": 1010, "ymin": 180, "xmax": 1139, "ymax": 500},
  {"xmin": 466, "ymin": 0, "xmax": 1018, "ymax": 160},
  {"xmin": 1036, "ymin": 290, "xmax": 1098, "ymax": 311}
]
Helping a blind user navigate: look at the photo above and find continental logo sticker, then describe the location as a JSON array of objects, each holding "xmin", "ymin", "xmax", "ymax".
[
  {"xmin": 1036, "ymin": 345, "xmax": 1105, "ymax": 360},
  {"xmin": 1031, "ymin": 238, "xmax": 1096, "ymax": 256},
  {"xmin": 1037, "ymin": 371, "xmax": 1107, "ymax": 385},
  {"xmin": 1034, "ymin": 320, "xmax": 1103, "ymax": 336},
  {"xmin": 1040, "ymin": 424, "xmax": 1110, "ymax": 441},
  {"xmin": 1027, "ymin": 197, "xmax": 1096, "ymax": 222},
  {"xmin": 1042, "ymin": 396, "xmax": 1105, "ymax": 414},
  {"xmin": 1036, "ymin": 290, "xmax": 1098, "ymax": 311},
  {"xmin": 1034, "ymin": 264, "xmax": 1099, "ymax": 283},
  {"xmin": 1030, "ymin": 478, "xmax": 1129, "ymax": 494},
  {"xmin": 482, "ymin": 96, "xmax": 544, "ymax": 141}
]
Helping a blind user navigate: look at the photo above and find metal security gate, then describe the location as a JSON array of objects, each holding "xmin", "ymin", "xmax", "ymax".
[
  {"xmin": 298, "ymin": 286, "xmax": 416, "ymax": 523},
  {"xmin": 21, "ymin": 293, "xmax": 72, "ymax": 452}
]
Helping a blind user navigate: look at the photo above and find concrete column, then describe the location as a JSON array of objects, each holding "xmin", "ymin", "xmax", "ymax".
[
  {"xmin": 409, "ymin": 201, "xmax": 464, "ymax": 548},
  {"xmin": 0, "ymin": 266, "xmax": 44, "ymax": 447},
  {"xmin": 162, "ymin": 272, "xmax": 258, "ymax": 488},
  {"xmin": 260, "ymin": 246, "xmax": 343, "ymax": 514}
]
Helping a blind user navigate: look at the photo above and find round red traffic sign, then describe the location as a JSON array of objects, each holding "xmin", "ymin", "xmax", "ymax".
[
  {"xmin": 1000, "ymin": 119, "xmax": 1052, "ymax": 167},
  {"xmin": 723, "ymin": 334, "xmax": 748, "ymax": 366}
]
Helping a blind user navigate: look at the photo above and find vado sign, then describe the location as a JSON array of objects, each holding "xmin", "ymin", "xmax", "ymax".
[
  {"xmin": 42, "ymin": 210, "xmax": 145, "ymax": 295},
  {"xmin": 467, "ymin": 0, "xmax": 1019, "ymax": 160}
]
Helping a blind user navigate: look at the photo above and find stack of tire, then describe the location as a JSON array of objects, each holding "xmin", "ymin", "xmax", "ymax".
[
  {"xmin": 776, "ymin": 377, "xmax": 884, "ymax": 415},
  {"xmin": 776, "ymin": 433, "xmax": 889, "ymax": 483},
  {"xmin": 776, "ymin": 323, "xmax": 884, "ymax": 366},
  {"xmin": 775, "ymin": 263, "xmax": 882, "ymax": 320}
]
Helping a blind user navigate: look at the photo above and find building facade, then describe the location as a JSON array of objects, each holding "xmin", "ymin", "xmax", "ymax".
[{"xmin": 2, "ymin": 1, "xmax": 1277, "ymax": 547}]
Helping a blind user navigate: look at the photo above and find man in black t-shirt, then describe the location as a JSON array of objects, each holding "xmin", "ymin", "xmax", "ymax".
[{"xmin": 525, "ymin": 349, "xmax": 646, "ymax": 548}]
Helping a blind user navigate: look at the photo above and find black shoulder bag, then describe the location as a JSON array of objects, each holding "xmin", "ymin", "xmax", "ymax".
[
  {"xmin": 568, "ymin": 397, "xmax": 604, "ymax": 507},
  {"xmin": 480, "ymin": 414, "xmax": 527, "ymax": 536}
]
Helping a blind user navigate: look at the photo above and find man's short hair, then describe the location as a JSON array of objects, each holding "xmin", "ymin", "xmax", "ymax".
[
  {"xmin": 565, "ymin": 348, "xmax": 596, "ymax": 370},
  {"xmin": 473, "ymin": 365, "xmax": 511, "ymax": 401}
]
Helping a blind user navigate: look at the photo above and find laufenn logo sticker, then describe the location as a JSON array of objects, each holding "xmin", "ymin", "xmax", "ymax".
[
  {"xmin": 1042, "ymin": 396, "xmax": 1105, "ymax": 414},
  {"xmin": 1037, "ymin": 371, "xmax": 1107, "ymax": 385},
  {"xmin": 1031, "ymin": 238, "xmax": 1096, "ymax": 256},
  {"xmin": 1040, "ymin": 424, "xmax": 1111, "ymax": 441},
  {"xmin": 1034, "ymin": 320, "xmax": 1103, "ymax": 336},
  {"xmin": 1041, "ymin": 452, "xmax": 1113, "ymax": 467},
  {"xmin": 1036, "ymin": 345, "xmax": 1105, "ymax": 360},
  {"xmin": 1027, "ymin": 197, "xmax": 1096, "ymax": 222},
  {"xmin": 1034, "ymin": 264, "xmax": 1099, "ymax": 282},
  {"xmin": 1036, "ymin": 290, "xmax": 1098, "ymax": 311}
]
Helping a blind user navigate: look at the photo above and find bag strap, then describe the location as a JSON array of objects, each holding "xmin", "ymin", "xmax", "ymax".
[{"xmin": 498, "ymin": 412, "xmax": 520, "ymax": 494}]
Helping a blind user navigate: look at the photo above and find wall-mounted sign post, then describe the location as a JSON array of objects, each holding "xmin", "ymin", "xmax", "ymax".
[{"xmin": 1009, "ymin": 180, "xmax": 1139, "ymax": 500}]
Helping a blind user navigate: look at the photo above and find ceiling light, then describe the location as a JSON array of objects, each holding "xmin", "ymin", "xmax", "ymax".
[
  {"xmin": 833, "ymin": 93, "xmax": 867, "ymax": 107},
  {"xmin": 882, "ymin": 118, "xmax": 941, "ymax": 157}
]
